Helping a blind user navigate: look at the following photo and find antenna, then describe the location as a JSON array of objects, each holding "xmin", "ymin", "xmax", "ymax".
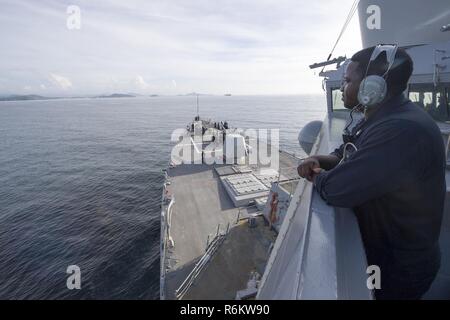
[{"xmin": 196, "ymin": 94, "xmax": 199, "ymax": 117}]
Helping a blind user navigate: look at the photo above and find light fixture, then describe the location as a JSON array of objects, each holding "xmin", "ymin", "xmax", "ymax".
[{"xmin": 441, "ymin": 24, "xmax": 450, "ymax": 32}]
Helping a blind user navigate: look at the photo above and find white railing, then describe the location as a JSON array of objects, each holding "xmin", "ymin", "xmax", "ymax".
[
  {"xmin": 174, "ymin": 223, "xmax": 231, "ymax": 300},
  {"xmin": 160, "ymin": 194, "xmax": 174, "ymax": 300}
]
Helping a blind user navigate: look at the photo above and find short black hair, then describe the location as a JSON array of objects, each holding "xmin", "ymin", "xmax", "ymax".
[{"xmin": 351, "ymin": 46, "xmax": 413, "ymax": 96}]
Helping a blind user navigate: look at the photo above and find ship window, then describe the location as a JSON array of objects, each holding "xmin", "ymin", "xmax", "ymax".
[
  {"xmin": 409, "ymin": 84, "xmax": 450, "ymax": 122},
  {"xmin": 331, "ymin": 88, "xmax": 346, "ymax": 111},
  {"xmin": 409, "ymin": 90, "xmax": 433, "ymax": 109}
]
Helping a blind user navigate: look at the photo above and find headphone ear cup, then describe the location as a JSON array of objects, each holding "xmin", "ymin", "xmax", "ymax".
[{"xmin": 357, "ymin": 75, "xmax": 387, "ymax": 107}]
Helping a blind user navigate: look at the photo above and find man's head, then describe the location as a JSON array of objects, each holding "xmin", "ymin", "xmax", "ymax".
[{"xmin": 341, "ymin": 46, "xmax": 413, "ymax": 109}]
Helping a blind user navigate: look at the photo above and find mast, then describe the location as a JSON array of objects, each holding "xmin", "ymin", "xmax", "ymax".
[{"xmin": 196, "ymin": 94, "xmax": 199, "ymax": 118}]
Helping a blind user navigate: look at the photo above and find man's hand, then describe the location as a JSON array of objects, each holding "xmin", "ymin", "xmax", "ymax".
[{"xmin": 298, "ymin": 157, "xmax": 324, "ymax": 182}]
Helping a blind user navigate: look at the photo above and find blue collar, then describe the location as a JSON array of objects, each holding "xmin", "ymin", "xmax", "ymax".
[
  {"xmin": 351, "ymin": 94, "xmax": 409, "ymax": 137},
  {"xmin": 369, "ymin": 94, "xmax": 409, "ymax": 120}
]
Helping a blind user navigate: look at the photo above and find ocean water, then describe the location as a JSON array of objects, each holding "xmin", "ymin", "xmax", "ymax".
[{"xmin": 0, "ymin": 95, "xmax": 326, "ymax": 299}]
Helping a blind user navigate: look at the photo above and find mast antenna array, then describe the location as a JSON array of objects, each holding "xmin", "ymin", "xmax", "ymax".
[{"xmin": 196, "ymin": 94, "xmax": 199, "ymax": 117}]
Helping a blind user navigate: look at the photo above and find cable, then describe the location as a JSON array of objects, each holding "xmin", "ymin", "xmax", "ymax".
[
  {"xmin": 343, "ymin": 103, "xmax": 363, "ymax": 134},
  {"xmin": 327, "ymin": 0, "xmax": 360, "ymax": 62},
  {"xmin": 338, "ymin": 142, "xmax": 358, "ymax": 165},
  {"xmin": 320, "ymin": 0, "xmax": 359, "ymax": 74}
]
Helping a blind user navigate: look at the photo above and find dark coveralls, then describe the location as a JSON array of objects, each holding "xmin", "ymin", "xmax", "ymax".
[{"xmin": 314, "ymin": 94, "xmax": 446, "ymax": 299}]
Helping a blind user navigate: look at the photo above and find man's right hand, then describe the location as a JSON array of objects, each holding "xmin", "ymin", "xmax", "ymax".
[{"xmin": 297, "ymin": 157, "xmax": 321, "ymax": 182}]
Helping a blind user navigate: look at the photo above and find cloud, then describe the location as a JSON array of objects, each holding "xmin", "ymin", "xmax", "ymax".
[
  {"xmin": 134, "ymin": 75, "xmax": 149, "ymax": 90},
  {"xmin": 49, "ymin": 73, "xmax": 73, "ymax": 90},
  {"xmin": 0, "ymin": 0, "xmax": 362, "ymax": 95}
]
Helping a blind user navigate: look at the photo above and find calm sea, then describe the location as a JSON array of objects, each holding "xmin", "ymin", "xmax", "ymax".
[{"xmin": 0, "ymin": 95, "xmax": 326, "ymax": 299}]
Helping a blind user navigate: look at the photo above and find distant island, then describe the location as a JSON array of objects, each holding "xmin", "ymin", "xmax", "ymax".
[
  {"xmin": 0, "ymin": 94, "xmax": 57, "ymax": 101},
  {"xmin": 93, "ymin": 93, "xmax": 136, "ymax": 99},
  {"xmin": 181, "ymin": 92, "xmax": 212, "ymax": 96},
  {"xmin": 0, "ymin": 92, "xmax": 222, "ymax": 102},
  {"xmin": 0, "ymin": 93, "xmax": 141, "ymax": 102}
]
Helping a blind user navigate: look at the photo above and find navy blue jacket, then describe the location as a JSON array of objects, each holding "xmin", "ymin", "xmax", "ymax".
[{"xmin": 314, "ymin": 94, "xmax": 446, "ymax": 289}]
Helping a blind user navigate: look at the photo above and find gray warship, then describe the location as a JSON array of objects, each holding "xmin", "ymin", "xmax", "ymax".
[{"xmin": 161, "ymin": 0, "xmax": 450, "ymax": 300}]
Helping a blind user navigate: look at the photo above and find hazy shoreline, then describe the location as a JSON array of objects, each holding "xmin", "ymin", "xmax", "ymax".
[{"xmin": 0, "ymin": 92, "xmax": 322, "ymax": 102}]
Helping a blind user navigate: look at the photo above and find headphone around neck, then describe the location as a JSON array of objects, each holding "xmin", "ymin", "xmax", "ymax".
[{"xmin": 357, "ymin": 44, "xmax": 398, "ymax": 108}]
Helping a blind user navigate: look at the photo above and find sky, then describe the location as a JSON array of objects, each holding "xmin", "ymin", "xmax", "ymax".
[{"xmin": 0, "ymin": 0, "xmax": 362, "ymax": 96}]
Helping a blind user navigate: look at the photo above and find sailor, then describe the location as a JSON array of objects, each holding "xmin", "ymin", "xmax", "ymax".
[{"xmin": 297, "ymin": 46, "xmax": 445, "ymax": 299}]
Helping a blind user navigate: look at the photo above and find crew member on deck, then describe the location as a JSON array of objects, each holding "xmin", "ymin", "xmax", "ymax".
[{"xmin": 297, "ymin": 46, "xmax": 445, "ymax": 299}]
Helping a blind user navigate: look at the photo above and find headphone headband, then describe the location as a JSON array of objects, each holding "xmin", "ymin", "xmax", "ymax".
[{"xmin": 368, "ymin": 44, "xmax": 398, "ymax": 76}]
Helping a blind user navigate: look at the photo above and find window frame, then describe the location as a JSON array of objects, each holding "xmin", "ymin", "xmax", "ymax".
[
  {"xmin": 408, "ymin": 83, "xmax": 450, "ymax": 122},
  {"xmin": 330, "ymin": 87, "xmax": 347, "ymax": 112}
]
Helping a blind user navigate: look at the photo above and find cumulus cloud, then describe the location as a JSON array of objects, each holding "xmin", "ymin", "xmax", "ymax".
[
  {"xmin": 49, "ymin": 73, "xmax": 73, "ymax": 90},
  {"xmin": 134, "ymin": 75, "xmax": 149, "ymax": 90}
]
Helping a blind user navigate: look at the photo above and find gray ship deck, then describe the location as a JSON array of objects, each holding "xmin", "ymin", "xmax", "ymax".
[{"xmin": 162, "ymin": 151, "xmax": 299, "ymax": 300}]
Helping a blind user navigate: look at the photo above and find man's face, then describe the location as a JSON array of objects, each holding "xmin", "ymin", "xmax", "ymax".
[{"xmin": 341, "ymin": 61, "xmax": 363, "ymax": 109}]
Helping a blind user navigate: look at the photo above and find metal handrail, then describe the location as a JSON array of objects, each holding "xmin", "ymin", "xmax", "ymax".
[
  {"xmin": 166, "ymin": 197, "xmax": 175, "ymax": 248},
  {"xmin": 160, "ymin": 196, "xmax": 175, "ymax": 300},
  {"xmin": 175, "ymin": 231, "xmax": 227, "ymax": 299}
]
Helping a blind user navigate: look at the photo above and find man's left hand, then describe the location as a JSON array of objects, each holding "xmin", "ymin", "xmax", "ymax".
[{"xmin": 311, "ymin": 167, "xmax": 324, "ymax": 183}]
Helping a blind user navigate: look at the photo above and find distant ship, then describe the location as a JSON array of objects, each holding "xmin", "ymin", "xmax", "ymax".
[
  {"xmin": 161, "ymin": 0, "xmax": 450, "ymax": 300},
  {"xmin": 224, "ymin": 94, "xmax": 232, "ymax": 96}
]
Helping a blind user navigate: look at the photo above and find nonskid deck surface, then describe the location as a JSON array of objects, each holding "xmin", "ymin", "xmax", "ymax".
[
  {"xmin": 163, "ymin": 151, "xmax": 299, "ymax": 299},
  {"xmin": 183, "ymin": 217, "xmax": 276, "ymax": 300}
]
